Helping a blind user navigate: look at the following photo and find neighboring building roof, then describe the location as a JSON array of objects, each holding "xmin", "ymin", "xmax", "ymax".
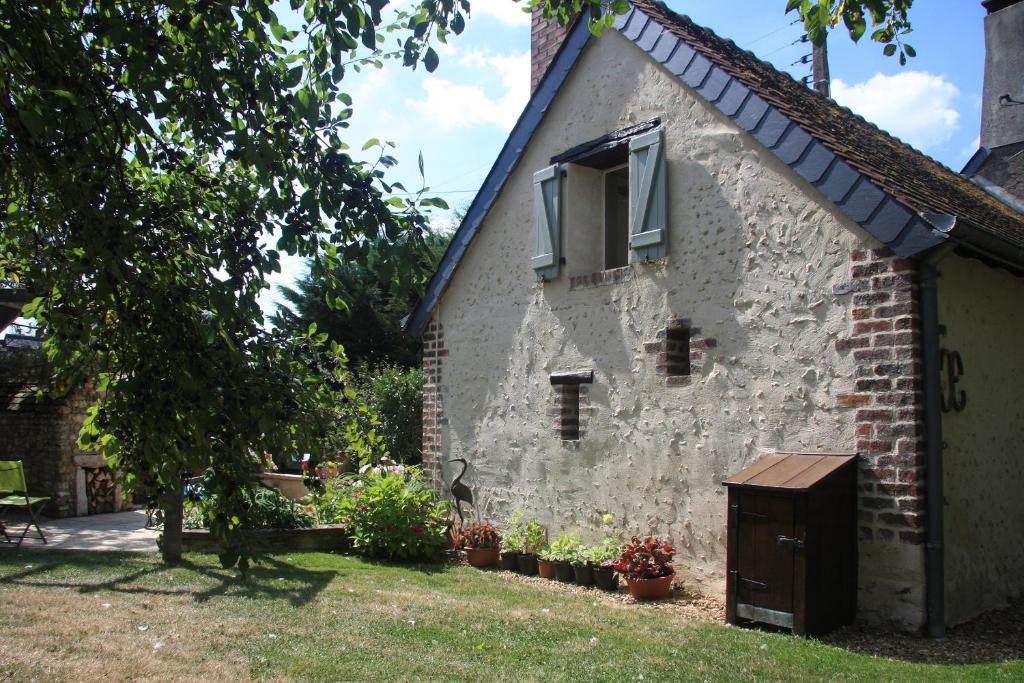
[
  {"xmin": 408, "ymin": 1, "xmax": 1024, "ymax": 335},
  {"xmin": 963, "ymin": 142, "xmax": 1024, "ymax": 214},
  {"xmin": 0, "ymin": 288, "xmax": 34, "ymax": 333}
]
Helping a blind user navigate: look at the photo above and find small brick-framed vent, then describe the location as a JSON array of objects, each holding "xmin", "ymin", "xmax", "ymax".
[
  {"xmin": 644, "ymin": 318, "xmax": 716, "ymax": 386},
  {"xmin": 549, "ymin": 370, "xmax": 594, "ymax": 442}
]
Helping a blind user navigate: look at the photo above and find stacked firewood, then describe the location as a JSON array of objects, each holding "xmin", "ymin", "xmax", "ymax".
[{"xmin": 84, "ymin": 466, "xmax": 117, "ymax": 514}]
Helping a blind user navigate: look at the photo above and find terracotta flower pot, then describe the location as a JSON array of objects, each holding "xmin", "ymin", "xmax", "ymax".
[
  {"xmin": 593, "ymin": 566, "xmax": 619, "ymax": 591},
  {"xmin": 465, "ymin": 546, "xmax": 500, "ymax": 568},
  {"xmin": 537, "ymin": 558, "xmax": 556, "ymax": 579},
  {"xmin": 553, "ymin": 561, "xmax": 575, "ymax": 582},
  {"xmin": 624, "ymin": 573, "xmax": 674, "ymax": 600},
  {"xmin": 517, "ymin": 553, "xmax": 539, "ymax": 575},
  {"xmin": 500, "ymin": 551, "xmax": 520, "ymax": 571},
  {"xmin": 572, "ymin": 563, "xmax": 594, "ymax": 586}
]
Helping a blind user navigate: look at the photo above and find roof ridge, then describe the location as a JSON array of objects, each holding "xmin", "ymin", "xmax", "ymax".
[
  {"xmin": 637, "ymin": 0, "xmax": 965, "ymax": 184},
  {"xmin": 630, "ymin": 0, "xmax": 1024, "ymax": 237}
]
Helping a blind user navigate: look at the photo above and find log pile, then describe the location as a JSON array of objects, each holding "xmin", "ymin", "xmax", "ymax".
[{"xmin": 84, "ymin": 466, "xmax": 117, "ymax": 514}]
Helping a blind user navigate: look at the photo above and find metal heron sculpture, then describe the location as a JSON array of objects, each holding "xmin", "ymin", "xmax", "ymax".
[{"xmin": 448, "ymin": 458, "xmax": 473, "ymax": 526}]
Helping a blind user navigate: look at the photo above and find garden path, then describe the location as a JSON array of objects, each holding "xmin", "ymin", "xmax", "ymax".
[{"xmin": 0, "ymin": 509, "xmax": 157, "ymax": 552}]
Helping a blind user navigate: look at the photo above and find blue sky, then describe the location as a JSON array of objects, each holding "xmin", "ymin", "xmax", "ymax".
[{"xmin": 272, "ymin": 0, "xmax": 993, "ymax": 313}]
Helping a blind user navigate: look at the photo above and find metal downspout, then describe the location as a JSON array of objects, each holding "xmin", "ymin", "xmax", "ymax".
[{"xmin": 919, "ymin": 256, "xmax": 946, "ymax": 640}]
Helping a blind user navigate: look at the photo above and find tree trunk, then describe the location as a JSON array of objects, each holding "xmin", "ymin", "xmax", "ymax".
[{"xmin": 159, "ymin": 483, "xmax": 184, "ymax": 563}]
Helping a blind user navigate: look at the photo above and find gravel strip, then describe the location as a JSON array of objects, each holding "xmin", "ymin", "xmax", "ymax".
[
  {"xmin": 486, "ymin": 565, "xmax": 726, "ymax": 623},
  {"xmin": 821, "ymin": 595, "xmax": 1024, "ymax": 665},
  {"xmin": 473, "ymin": 559, "xmax": 1023, "ymax": 665}
]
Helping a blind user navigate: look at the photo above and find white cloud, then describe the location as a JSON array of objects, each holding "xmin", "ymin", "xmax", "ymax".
[
  {"xmin": 831, "ymin": 71, "xmax": 961, "ymax": 152},
  {"xmin": 468, "ymin": 0, "xmax": 531, "ymax": 27},
  {"xmin": 405, "ymin": 51, "xmax": 529, "ymax": 131}
]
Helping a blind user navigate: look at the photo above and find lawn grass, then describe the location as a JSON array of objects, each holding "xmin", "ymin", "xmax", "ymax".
[{"xmin": 0, "ymin": 550, "xmax": 1020, "ymax": 682}]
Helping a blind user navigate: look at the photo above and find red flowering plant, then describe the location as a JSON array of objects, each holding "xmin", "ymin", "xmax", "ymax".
[
  {"xmin": 613, "ymin": 536, "xmax": 675, "ymax": 580},
  {"xmin": 456, "ymin": 523, "xmax": 501, "ymax": 550}
]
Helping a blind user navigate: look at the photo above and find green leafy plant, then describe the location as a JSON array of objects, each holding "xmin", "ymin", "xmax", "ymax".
[
  {"xmin": 182, "ymin": 486, "xmax": 314, "ymax": 531},
  {"xmin": 542, "ymin": 532, "xmax": 583, "ymax": 563},
  {"xmin": 522, "ymin": 518, "xmax": 547, "ymax": 555},
  {"xmin": 502, "ymin": 512, "xmax": 525, "ymax": 555},
  {"xmin": 785, "ymin": 0, "xmax": 916, "ymax": 64},
  {"xmin": 353, "ymin": 365, "xmax": 425, "ymax": 465},
  {"xmin": 315, "ymin": 465, "xmax": 450, "ymax": 561},
  {"xmin": 586, "ymin": 537, "xmax": 625, "ymax": 567},
  {"xmin": 457, "ymin": 523, "xmax": 501, "ymax": 550}
]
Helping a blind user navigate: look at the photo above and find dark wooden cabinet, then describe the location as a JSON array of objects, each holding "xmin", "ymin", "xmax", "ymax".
[{"xmin": 723, "ymin": 452, "xmax": 858, "ymax": 636}]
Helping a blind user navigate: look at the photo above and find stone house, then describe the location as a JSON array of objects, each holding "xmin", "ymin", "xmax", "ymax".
[
  {"xmin": 408, "ymin": 0, "xmax": 1024, "ymax": 633},
  {"xmin": 0, "ymin": 290, "xmax": 129, "ymax": 518}
]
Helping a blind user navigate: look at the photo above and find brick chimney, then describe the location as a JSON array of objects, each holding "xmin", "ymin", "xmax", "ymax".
[
  {"xmin": 530, "ymin": 5, "xmax": 577, "ymax": 93},
  {"xmin": 980, "ymin": 0, "xmax": 1024, "ymax": 149}
]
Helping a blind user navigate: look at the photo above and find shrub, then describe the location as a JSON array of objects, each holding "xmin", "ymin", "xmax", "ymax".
[
  {"xmin": 613, "ymin": 536, "xmax": 675, "ymax": 580},
  {"xmin": 457, "ymin": 523, "xmax": 501, "ymax": 550},
  {"xmin": 183, "ymin": 486, "xmax": 314, "ymax": 530},
  {"xmin": 315, "ymin": 464, "xmax": 449, "ymax": 561},
  {"xmin": 355, "ymin": 365, "xmax": 423, "ymax": 465}
]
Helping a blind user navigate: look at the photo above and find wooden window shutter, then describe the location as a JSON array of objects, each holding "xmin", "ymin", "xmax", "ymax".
[
  {"xmin": 532, "ymin": 164, "xmax": 561, "ymax": 279},
  {"xmin": 628, "ymin": 128, "xmax": 668, "ymax": 261}
]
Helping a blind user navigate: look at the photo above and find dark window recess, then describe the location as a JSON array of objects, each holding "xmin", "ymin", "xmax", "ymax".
[
  {"xmin": 550, "ymin": 370, "xmax": 593, "ymax": 441},
  {"xmin": 559, "ymin": 384, "xmax": 581, "ymax": 441},
  {"xmin": 661, "ymin": 324, "xmax": 691, "ymax": 376},
  {"xmin": 604, "ymin": 167, "xmax": 630, "ymax": 269}
]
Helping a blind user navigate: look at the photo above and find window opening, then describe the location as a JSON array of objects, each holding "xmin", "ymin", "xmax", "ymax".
[{"xmin": 604, "ymin": 165, "xmax": 630, "ymax": 270}]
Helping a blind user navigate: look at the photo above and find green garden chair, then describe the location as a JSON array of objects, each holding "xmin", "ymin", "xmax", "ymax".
[{"xmin": 0, "ymin": 460, "xmax": 49, "ymax": 546}]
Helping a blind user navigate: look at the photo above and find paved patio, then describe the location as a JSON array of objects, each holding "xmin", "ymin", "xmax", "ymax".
[{"xmin": 0, "ymin": 509, "xmax": 158, "ymax": 552}]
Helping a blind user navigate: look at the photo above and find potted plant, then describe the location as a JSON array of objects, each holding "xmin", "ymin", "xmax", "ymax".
[
  {"xmin": 500, "ymin": 513, "xmax": 524, "ymax": 571},
  {"xmin": 537, "ymin": 546, "xmax": 557, "ymax": 579},
  {"xmin": 546, "ymin": 532, "xmax": 582, "ymax": 582},
  {"xmin": 613, "ymin": 536, "xmax": 675, "ymax": 600},
  {"xmin": 571, "ymin": 543, "xmax": 594, "ymax": 586},
  {"xmin": 457, "ymin": 523, "xmax": 501, "ymax": 568},
  {"xmin": 517, "ymin": 518, "xmax": 546, "ymax": 575},
  {"xmin": 587, "ymin": 537, "xmax": 624, "ymax": 591}
]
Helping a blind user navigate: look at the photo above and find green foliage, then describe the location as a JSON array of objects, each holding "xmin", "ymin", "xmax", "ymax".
[
  {"xmin": 184, "ymin": 486, "xmax": 314, "ymax": 531},
  {"xmin": 0, "ymin": 0, "xmax": 467, "ymax": 566},
  {"xmin": 522, "ymin": 518, "xmax": 547, "ymax": 555},
  {"xmin": 784, "ymin": 0, "xmax": 916, "ymax": 64},
  {"xmin": 270, "ymin": 231, "xmax": 450, "ymax": 369},
  {"xmin": 353, "ymin": 364, "xmax": 424, "ymax": 465},
  {"xmin": 501, "ymin": 512, "xmax": 525, "ymax": 555},
  {"xmin": 541, "ymin": 532, "xmax": 583, "ymax": 563},
  {"xmin": 314, "ymin": 464, "xmax": 450, "ymax": 561},
  {"xmin": 584, "ymin": 537, "xmax": 624, "ymax": 566}
]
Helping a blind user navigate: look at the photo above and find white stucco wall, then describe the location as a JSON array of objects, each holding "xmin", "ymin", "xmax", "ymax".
[
  {"xmin": 430, "ymin": 30, "xmax": 923, "ymax": 627},
  {"xmin": 938, "ymin": 253, "xmax": 1024, "ymax": 625}
]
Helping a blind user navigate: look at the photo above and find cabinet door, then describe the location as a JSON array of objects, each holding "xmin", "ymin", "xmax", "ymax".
[{"xmin": 736, "ymin": 492, "xmax": 795, "ymax": 613}]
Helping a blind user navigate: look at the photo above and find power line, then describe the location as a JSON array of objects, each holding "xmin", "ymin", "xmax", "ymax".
[{"xmin": 742, "ymin": 18, "xmax": 801, "ymax": 49}]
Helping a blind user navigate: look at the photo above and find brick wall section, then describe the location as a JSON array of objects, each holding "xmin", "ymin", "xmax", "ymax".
[
  {"xmin": 531, "ymin": 4, "xmax": 575, "ymax": 93},
  {"xmin": 0, "ymin": 383, "xmax": 94, "ymax": 517},
  {"xmin": 643, "ymin": 318, "xmax": 717, "ymax": 387},
  {"xmin": 421, "ymin": 318, "xmax": 447, "ymax": 488},
  {"xmin": 833, "ymin": 248, "xmax": 926, "ymax": 545},
  {"xmin": 546, "ymin": 384, "xmax": 593, "ymax": 443}
]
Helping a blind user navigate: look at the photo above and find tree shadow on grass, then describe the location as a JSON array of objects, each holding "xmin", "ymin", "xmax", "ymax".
[{"xmin": 0, "ymin": 549, "xmax": 336, "ymax": 608}]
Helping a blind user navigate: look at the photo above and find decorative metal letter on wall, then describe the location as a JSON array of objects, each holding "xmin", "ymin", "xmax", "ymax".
[{"xmin": 940, "ymin": 348, "xmax": 967, "ymax": 413}]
